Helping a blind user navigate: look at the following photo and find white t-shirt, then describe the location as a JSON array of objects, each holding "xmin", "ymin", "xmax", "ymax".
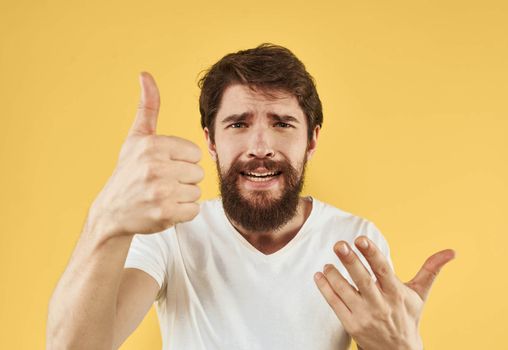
[{"xmin": 124, "ymin": 196, "xmax": 393, "ymax": 350}]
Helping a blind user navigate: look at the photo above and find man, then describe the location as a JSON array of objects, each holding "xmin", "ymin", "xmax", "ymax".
[{"xmin": 47, "ymin": 43, "xmax": 455, "ymax": 350}]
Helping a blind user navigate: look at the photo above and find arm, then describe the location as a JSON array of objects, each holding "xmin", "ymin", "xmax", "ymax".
[
  {"xmin": 46, "ymin": 72, "xmax": 203, "ymax": 349},
  {"xmin": 46, "ymin": 206, "xmax": 159, "ymax": 349},
  {"xmin": 112, "ymin": 267, "xmax": 160, "ymax": 349}
]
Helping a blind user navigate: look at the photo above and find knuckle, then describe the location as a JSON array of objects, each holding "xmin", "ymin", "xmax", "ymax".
[
  {"xmin": 192, "ymin": 186, "xmax": 202, "ymax": 200},
  {"xmin": 372, "ymin": 305, "xmax": 390, "ymax": 323},
  {"xmin": 142, "ymin": 135, "xmax": 157, "ymax": 151},
  {"xmin": 423, "ymin": 265, "xmax": 439, "ymax": 280},
  {"xmin": 149, "ymin": 206, "xmax": 165, "ymax": 222},
  {"xmin": 161, "ymin": 182, "xmax": 176, "ymax": 198},
  {"xmin": 147, "ymin": 185, "xmax": 166, "ymax": 202},
  {"xmin": 138, "ymin": 137, "xmax": 157, "ymax": 159},
  {"xmin": 377, "ymin": 263, "xmax": 391, "ymax": 278},
  {"xmin": 189, "ymin": 203, "xmax": 200, "ymax": 217},
  {"xmin": 393, "ymin": 289, "xmax": 406, "ymax": 305},
  {"xmin": 142, "ymin": 163, "xmax": 159, "ymax": 182},
  {"xmin": 348, "ymin": 322, "xmax": 362, "ymax": 337},
  {"xmin": 179, "ymin": 203, "xmax": 200, "ymax": 222},
  {"xmin": 334, "ymin": 280, "xmax": 349, "ymax": 295},
  {"xmin": 329, "ymin": 297, "xmax": 342, "ymax": 310},
  {"xmin": 363, "ymin": 319, "xmax": 376, "ymax": 333},
  {"xmin": 356, "ymin": 318, "xmax": 375, "ymax": 335},
  {"xmin": 156, "ymin": 205, "xmax": 174, "ymax": 225},
  {"xmin": 357, "ymin": 276, "xmax": 374, "ymax": 290}
]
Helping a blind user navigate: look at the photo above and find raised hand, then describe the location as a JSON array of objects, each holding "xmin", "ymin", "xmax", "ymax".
[
  {"xmin": 90, "ymin": 72, "xmax": 204, "ymax": 237},
  {"xmin": 314, "ymin": 236, "xmax": 455, "ymax": 350}
]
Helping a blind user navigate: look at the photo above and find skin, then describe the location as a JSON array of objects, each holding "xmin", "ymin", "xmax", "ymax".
[
  {"xmin": 47, "ymin": 72, "xmax": 455, "ymax": 349},
  {"xmin": 46, "ymin": 72, "xmax": 205, "ymax": 349},
  {"xmin": 204, "ymin": 84, "xmax": 320, "ymax": 253},
  {"xmin": 315, "ymin": 239, "xmax": 455, "ymax": 350},
  {"xmin": 204, "ymin": 83, "xmax": 456, "ymax": 349}
]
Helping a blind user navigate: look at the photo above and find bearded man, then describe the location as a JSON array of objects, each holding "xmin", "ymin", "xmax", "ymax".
[{"xmin": 47, "ymin": 43, "xmax": 455, "ymax": 350}]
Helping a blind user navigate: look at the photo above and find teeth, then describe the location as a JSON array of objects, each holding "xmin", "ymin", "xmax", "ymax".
[
  {"xmin": 245, "ymin": 172, "xmax": 278, "ymax": 177},
  {"xmin": 241, "ymin": 171, "xmax": 281, "ymax": 183},
  {"xmin": 247, "ymin": 176, "xmax": 275, "ymax": 182}
]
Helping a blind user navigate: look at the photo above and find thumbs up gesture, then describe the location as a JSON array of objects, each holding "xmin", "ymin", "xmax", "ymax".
[{"xmin": 90, "ymin": 72, "xmax": 204, "ymax": 237}]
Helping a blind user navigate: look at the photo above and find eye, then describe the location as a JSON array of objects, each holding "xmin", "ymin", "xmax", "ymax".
[
  {"xmin": 275, "ymin": 122, "xmax": 293, "ymax": 128},
  {"xmin": 229, "ymin": 122, "xmax": 247, "ymax": 128}
]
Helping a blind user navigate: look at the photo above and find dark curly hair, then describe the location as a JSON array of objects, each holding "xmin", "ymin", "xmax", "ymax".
[{"xmin": 198, "ymin": 43, "xmax": 323, "ymax": 144}]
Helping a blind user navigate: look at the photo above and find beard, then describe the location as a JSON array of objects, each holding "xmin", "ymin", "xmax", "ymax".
[{"xmin": 217, "ymin": 154, "xmax": 307, "ymax": 233}]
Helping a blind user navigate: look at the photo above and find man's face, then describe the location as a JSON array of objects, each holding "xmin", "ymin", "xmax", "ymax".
[{"xmin": 205, "ymin": 84, "xmax": 319, "ymax": 233}]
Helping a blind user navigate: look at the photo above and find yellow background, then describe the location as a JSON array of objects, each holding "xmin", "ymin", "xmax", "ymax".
[{"xmin": 1, "ymin": 0, "xmax": 506, "ymax": 348}]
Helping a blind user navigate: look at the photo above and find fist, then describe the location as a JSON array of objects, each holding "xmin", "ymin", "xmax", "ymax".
[{"xmin": 91, "ymin": 72, "xmax": 204, "ymax": 237}]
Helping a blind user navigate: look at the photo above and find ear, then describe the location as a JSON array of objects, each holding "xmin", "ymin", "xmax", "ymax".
[
  {"xmin": 204, "ymin": 127, "xmax": 217, "ymax": 161},
  {"xmin": 306, "ymin": 125, "xmax": 320, "ymax": 161}
]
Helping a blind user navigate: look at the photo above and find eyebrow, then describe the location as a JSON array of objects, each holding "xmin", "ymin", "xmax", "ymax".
[
  {"xmin": 220, "ymin": 112, "xmax": 300, "ymax": 125},
  {"xmin": 268, "ymin": 113, "xmax": 300, "ymax": 124},
  {"xmin": 220, "ymin": 112, "xmax": 250, "ymax": 125}
]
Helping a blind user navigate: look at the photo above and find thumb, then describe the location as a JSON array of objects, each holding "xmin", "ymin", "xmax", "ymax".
[
  {"xmin": 128, "ymin": 71, "xmax": 160, "ymax": 136},
  {"xmin": 406, "ymin": 249, "xmax": 456, "ymax": 301}
]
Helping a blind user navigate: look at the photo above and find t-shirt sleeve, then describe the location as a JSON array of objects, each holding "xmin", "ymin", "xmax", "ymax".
[
  {"xmin": 364, "ymin": 221, "xmax": 395, "ymax": 273},
  {"xmin": 124, "ymin": 227, "xmax": 175, "ymax": 293}
]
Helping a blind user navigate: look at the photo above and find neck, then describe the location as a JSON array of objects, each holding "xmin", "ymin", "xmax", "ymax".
[{"xmin": 227, "ymin": 196, "xmax": 313, "ymax": 255}]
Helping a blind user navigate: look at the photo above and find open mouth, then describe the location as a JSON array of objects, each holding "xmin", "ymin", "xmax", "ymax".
[{"xmin": 240, "ymin": 170, "xmax": 282, "ymax": 182}]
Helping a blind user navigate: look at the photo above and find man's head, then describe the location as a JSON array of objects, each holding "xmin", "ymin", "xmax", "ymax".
[{"xmin": 198, "ymin": 43, "xmax": 323, "ymax": 233}]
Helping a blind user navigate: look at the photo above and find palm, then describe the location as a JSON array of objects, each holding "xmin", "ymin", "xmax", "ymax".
[{"xmin": 314, "ymin": 237, "xmax": 455, "ymax": 350}]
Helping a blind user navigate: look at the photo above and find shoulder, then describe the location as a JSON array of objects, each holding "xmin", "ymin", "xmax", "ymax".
[
  {"xmin": 310, "ymin": 197, "xmax": 390, "ymax": 253},
  {"xmin": 310, "ymin": 196, "xmax": 371, "ymax": 229}
]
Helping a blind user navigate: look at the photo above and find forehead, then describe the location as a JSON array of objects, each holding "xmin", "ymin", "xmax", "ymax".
[{"xmin": 217, "ymin": 84, "xmax": 304, "ymax": 119}]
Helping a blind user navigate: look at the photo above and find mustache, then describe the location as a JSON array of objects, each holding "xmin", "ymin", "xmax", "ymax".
[{"xmin": 230, "ymin": 158, "xmax": 290, "ymax": 174}]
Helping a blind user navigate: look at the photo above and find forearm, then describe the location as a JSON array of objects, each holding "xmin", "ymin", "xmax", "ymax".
[{"xmin": 46, "ymin": 204, "xmax": 134, "ymax": 350}]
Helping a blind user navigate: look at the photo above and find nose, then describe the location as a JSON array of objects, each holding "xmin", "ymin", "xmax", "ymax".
[{"xmin": 247, "ymin": 127, "xmax": 275, "ymax": 159}]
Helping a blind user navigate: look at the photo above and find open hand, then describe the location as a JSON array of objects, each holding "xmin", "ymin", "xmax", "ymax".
[{"xmin": 314, "ymin": 236, "xmax": 455, "ymax": 350}]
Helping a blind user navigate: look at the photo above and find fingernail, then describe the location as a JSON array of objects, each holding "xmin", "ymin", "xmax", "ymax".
[
  {"xmin": 338, "ymin": 243, "xmax": 349, "ymax": 256},
  {"xmin": 323, "ymin": 263, "xmax": 333, "ymax": 272},
  {"xmin": 358, "ymin": 237, "xmax": 369, "ymax": 249}
]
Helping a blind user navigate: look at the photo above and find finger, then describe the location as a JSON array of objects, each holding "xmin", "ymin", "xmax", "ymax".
[
  {"xmin": 128, "ymin": 72, "xmax": 160, "ymax": 136},
  {"xmin": 406, "ymin": 249, "xmax": 456, "ymax": 301},
  {"xmin": 173, "ymin": 202, "xmax": 200, "ymax": 223},
  {"xmin": 322, "ymin": 264, "xmax": 362, "ymax": 312},
  {"xmin": 314, "ymin": 272, "xmax": 353, "ymax": 325},
  {"xmin": 353, "ymin": 236, "xmax": 400, "ymax": 295},
  {"xmin": 152, "ymin": 135, "xmax": 202, "ymax": 163},
  {"xmin": 173, "ymin": 161, "xmax": 205, "ymax": 184},
  {"xmin": 175, "ymin": 183, "xmax": 201, "ymax": 204},
  {"xmin": 334, "ymin": 241, "xmax": 386, "ymax": 303},
  {"xmin": 141, "ymin": 161, "xmax": 204, "ymax": 186}
]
